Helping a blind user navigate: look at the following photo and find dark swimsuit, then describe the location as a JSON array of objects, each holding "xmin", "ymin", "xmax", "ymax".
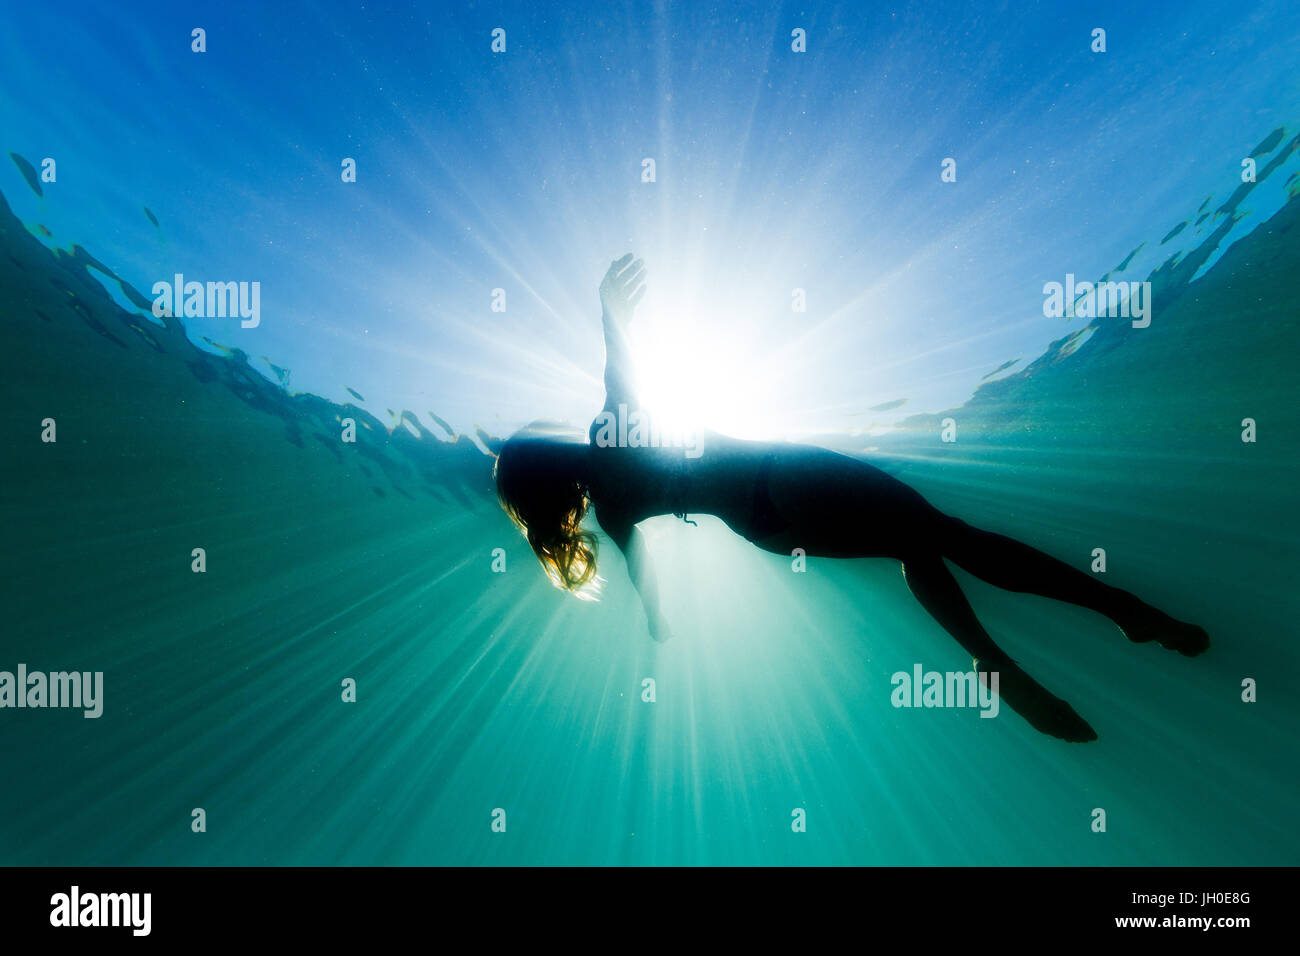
[
  {"xmin": 744, "ymin": 453, "xmax": 790, "ymax": 542},
  {"xmin": 668, "ymin": 460, "xmax": 697, "ymax": 526},
  {"xmin": 670, "ymin": 452, "xmax": 789, "ymax": 542}
]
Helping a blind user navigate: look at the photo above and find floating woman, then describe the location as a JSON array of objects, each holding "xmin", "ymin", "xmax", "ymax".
[{"xmin": 493, "ymin": 254, "xmax": 1209, "ymax": 742}]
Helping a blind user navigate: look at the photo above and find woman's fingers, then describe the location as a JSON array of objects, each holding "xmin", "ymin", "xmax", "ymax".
[
  {"xmin": 608, "ymin": 254, "xmax": 634, "ymax": 283},
  {"xmin": 603, "ymin": 254, "xmax": 633, "ymax": 289},
  {"xmin": 603, "ymin": 255, "xmax": 646, "ymax": 309},
  {"xmin": 621, "ymin": 264, "xmax": 646, "ymax": 291},
  {"xmin": 617, "ymin": 256, "xmax": 644, "ymax": 284}
]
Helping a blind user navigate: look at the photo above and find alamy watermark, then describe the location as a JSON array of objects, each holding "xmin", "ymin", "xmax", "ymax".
[
  {"xmin": 890, "ymin": 663, "xmax": 999, "ymax": 718},
  {"xmin": 0, "ymin": 664, "xmax": 103, "ymax": 718},
  {"xmin": 50, "ymin": 886, "xmax": 150, "ymax": 936},
  {"xmin": 592, "ymin": 402, "xmax": 703, "ymax": 458},
  {"xmin": 1043, "ymin": 274, "xmax": 1152, "ymax": 328},
  {"xmin": 152, "ymin": 273, "xmax": 260, "ymax": 328}
]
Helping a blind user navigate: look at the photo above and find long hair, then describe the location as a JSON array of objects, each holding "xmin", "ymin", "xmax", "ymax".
[{"xmin": 493, "ymin": 424, "xmax": 600, "ymax": 597}]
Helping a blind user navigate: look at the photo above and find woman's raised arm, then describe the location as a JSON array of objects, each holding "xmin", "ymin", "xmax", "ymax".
[{"xmin": 597, "ymin": 254, "xmax": 646, "ymax": 411}]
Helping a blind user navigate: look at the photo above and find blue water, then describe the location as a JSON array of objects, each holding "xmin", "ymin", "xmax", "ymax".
[{"xmin": 1, "ymin": 1, "xmax": 1298, "ymax": 865}]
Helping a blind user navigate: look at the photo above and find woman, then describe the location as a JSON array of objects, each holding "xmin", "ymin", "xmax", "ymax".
[{"xmin": 494, "ymin": 254, "xmax": 1209, "ymax": 742}]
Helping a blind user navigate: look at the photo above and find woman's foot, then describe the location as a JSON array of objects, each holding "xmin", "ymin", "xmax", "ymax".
[
  {"xmin": 975, "ymin": 657, "xmax": 1098, "ymax": 743},
  {"xmin": 1114, "ymin": 598, "xmax": 1210, "ymax": 657}
]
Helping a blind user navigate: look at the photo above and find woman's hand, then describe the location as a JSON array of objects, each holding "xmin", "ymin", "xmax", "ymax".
[
  {"xmin": 647, "ymin": 606, "xmax": 674, "ymax": 643},
  {"xmin": 599, "ymin": 253, "xmax": 647, "ymax": 325}
]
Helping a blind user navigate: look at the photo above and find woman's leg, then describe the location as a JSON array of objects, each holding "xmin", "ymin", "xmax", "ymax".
[
  {"xmin": 746, "ymin": 448, "xmax": 1206, "ymax": 741},
  {"xmin": 931, "ymin": 515, "xmax": 1209, "ymax": 657},
  {"xmin": 900, "ymin": 555, "xmax": 1097, "ymax": 742}
]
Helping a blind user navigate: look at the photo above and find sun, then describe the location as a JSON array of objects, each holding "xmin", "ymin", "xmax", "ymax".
[{"xmin": 630, "ymin": 305, "xmax": 774, "ymax": 442}]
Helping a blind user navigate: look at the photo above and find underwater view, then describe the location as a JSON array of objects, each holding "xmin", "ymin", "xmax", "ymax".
[{"xmin": 2, "ymin": 0, "xmax": 1298, "ymax": 873}]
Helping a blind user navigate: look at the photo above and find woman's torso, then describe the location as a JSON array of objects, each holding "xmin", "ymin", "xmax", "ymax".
[
  {"xmin": 584, "ymin": 417, "xmax": 792, "ymax": 537},
  {"xmin": 584, "ymin": 415, "xmax": 935, "ymax": 551}
]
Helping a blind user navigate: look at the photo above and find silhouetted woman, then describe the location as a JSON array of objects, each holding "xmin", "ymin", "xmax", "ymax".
[{"xmin": 494, "ymin": 255, "xmax": 1209, "ymax": 741}]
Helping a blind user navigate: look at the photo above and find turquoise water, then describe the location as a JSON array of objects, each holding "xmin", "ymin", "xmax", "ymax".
[
  {"xmin": 2, "ymin": 2, "xmax": 1299, "ymax": 866},
  {"xmin": 2, "ymin": 146, "xmax": 1297, "ymax": 863}
]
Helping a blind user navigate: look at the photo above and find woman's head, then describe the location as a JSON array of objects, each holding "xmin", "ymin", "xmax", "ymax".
[{"xmin": 493, "ymin": 424, "xmax": 599, "ymax": 596}]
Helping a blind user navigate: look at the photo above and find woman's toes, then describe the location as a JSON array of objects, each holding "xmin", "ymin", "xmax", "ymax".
[
  {"xmin": 1120, "ymin": 609, "xmax": 1210, "ymax": 657},
  {"xmin": 1170, "ymin": 623, "xmax": 1210, "ymax": 657}
]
